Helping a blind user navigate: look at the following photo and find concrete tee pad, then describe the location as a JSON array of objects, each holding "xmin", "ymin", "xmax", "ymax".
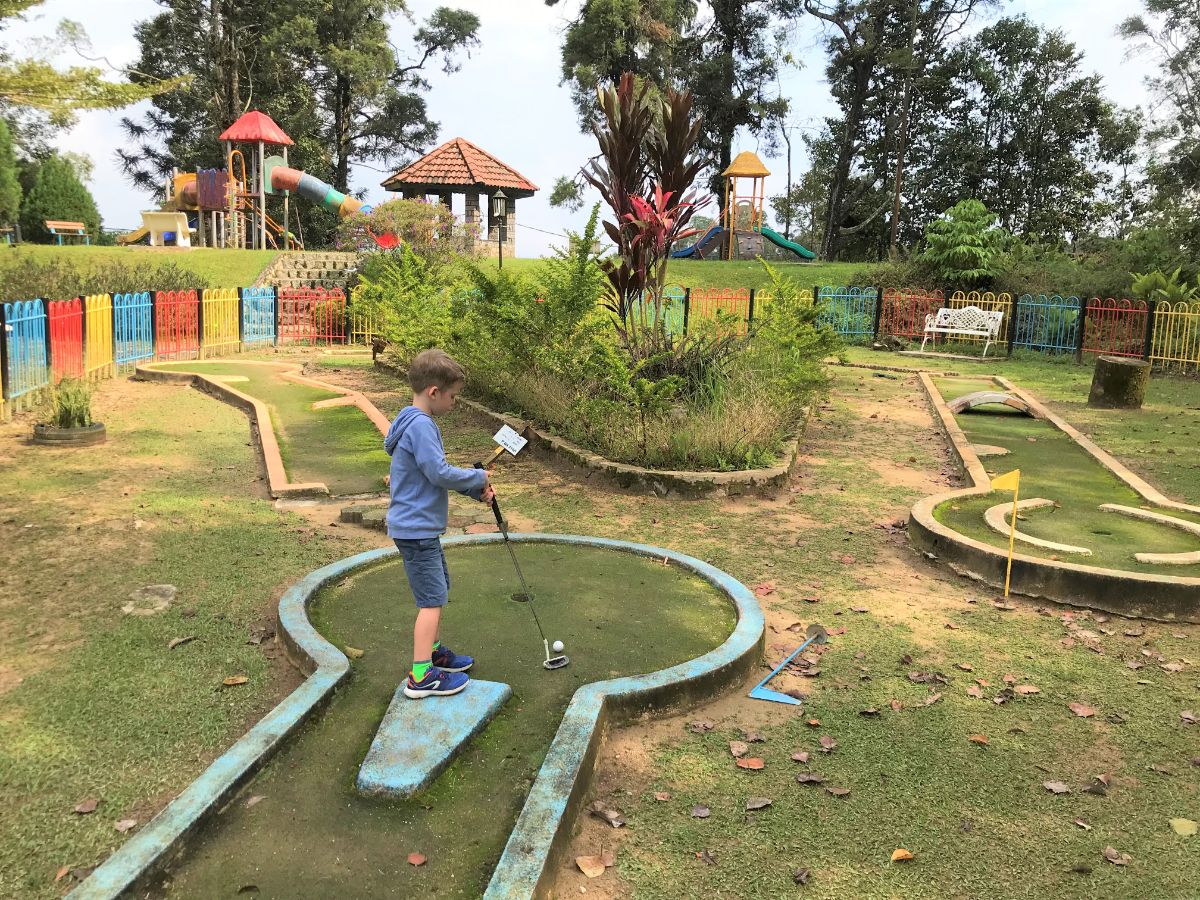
[{"xmin": 357, "ymin": 680, "xmax": 513, "ymax": 798}]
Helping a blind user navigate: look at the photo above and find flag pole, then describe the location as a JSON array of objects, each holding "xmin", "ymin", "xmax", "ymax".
[{"xmin": 1004, "ymin": 478, "xmax": 1020, "ymax": 597}]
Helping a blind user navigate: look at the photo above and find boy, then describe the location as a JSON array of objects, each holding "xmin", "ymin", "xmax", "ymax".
[{"xmin": 384, "ymin": 348, "xmax": 494, "ymax": 699}]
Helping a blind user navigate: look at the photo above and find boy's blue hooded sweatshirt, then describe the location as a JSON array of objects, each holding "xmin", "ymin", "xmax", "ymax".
[{"xmin": 384, "ymin": 406, "xmax": 486, "ymax": 539}]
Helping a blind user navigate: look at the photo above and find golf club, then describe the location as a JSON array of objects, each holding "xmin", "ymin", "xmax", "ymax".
[
  {"xmin": 748, "ymin": 623, "xmax": 828, "ymax": 705},
  {"xmin": 474, "ymin": 459, "xmax": 569, "ymax": 670}
]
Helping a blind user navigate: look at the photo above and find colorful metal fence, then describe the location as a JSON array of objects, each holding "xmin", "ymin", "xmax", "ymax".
[
  {"xmin": 349, "ymin": 308, "xmax": 379, "ymax": 345},
  {"xmin": 113, "ymin": 292, "xmax": 154, "ymax": 367},
  {"xmin": 47, "ymin": 298, "xmax": 84, "ymax": 380},
  {"xmin": 155, "ymin": 290, "xmax": 200, "ymax": 360},
  {"xmin": 277, "ymin": 287, "xmax": 347, "ymax": 344},
  {"xmin": 688, "ymin": 288, "xmax": 752, "ymax": 334},
  {"xmin": 629, "ymin": 284, "xmax": 687, "ymax": 337},
  {"xmin": 878, "ymin": 289, "xmax": 943, "ymax": 338},
  {"xmin": 202, "ymin": 288, "xmax": 240, "ymax": 357},
  {"xmin": 83, "ymin": 293, "xmax": 114, "ymax": 380},
  {"xmin": 1149, "ymin": 301, "xmax": 1200, "ymax": 372},
  {"xmin": 240, "ymin": 286, "xmax": 276, "ymax": 345},
  {"xmin": 2, "ymin": 299, "xmax": 48, "ymax": 399},
  {"xmin": 1011, "ymin": 294, "xmax": 1081, "ymax": 353},
  {"xmin": 816, "ymin": 286, "xmax": 877, "ymax": 343},
  {"xmin": 1083, "ymin": 298, "xmax": 1149, "ymax": 358}
]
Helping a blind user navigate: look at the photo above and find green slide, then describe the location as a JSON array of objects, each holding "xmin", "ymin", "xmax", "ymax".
[{"xmin": 759, "ymin": 225, "xmax": 817, "ymax": 260}]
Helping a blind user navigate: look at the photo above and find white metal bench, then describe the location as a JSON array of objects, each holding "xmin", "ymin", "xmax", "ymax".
[{"xmin": 921, "ymin": 305, "xmax": 1005, "ymax": 357}]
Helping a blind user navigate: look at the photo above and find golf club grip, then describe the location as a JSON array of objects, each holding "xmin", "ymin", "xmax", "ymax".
[{"xmin": 474, "ymin": 462, "xmax": 505, "ymax": 527}]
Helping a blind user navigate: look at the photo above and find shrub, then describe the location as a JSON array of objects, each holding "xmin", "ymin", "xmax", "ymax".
[
  {"xmin": 336, "ymin": 198, "xmax": 472, "ymax": 267},
  {"xmin": 0, "ymin": 257, "xmax": 207, "ymax": 300},
  {"xmin": 41, "ymin": 378, "xmax": 92, "ymax": 428},
  {"xmin": 921, "ymin": 199, "xmax": 1005, "ymax": 285},
  {"xmin": 19, "ymin": 155, "xmax": 100, "ymax": 243}
]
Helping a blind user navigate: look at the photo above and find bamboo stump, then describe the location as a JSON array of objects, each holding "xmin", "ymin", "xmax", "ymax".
[{"xmin": 1087, "ymin": 355, "xmax": 1150, "ymax": 409}]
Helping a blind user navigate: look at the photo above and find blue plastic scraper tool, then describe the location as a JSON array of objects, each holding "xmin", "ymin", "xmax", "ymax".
[{"xmin": 748, "ymin": 623, "xmax": 829, "ymax": 706}]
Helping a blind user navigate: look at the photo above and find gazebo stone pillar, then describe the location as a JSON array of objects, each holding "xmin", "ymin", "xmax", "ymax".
[{"xmin": 464, "ymin": 193, "xmax": 481, "ymax": 254}]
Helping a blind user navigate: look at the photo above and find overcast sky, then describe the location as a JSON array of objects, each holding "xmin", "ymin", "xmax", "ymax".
[{"xmin": 3, "ymin": 0, "xmax": 1158, "ymax": 256}]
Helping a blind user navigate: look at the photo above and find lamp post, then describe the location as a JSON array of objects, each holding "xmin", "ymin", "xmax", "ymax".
[{"xmin": 491, "ymin": 189, "xmax": 507, "ymax": 270}]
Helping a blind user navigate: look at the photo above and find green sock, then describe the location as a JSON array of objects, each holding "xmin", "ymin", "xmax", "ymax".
[
  {"xmin": 432, "ymin": 641, "xmax": 441, "ymax": 652},
  {"xmin": 411, "ymin": 659, "xmax": 432, "ymax": 681}
]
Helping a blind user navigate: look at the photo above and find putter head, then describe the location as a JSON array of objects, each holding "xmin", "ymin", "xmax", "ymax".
[
  {"xmin": 748, "ymin": 684, "xmax": 802, "ymax": 706},
  {"xmin": 543, "ymin": 655, "xmax": 569, "ymax": 670}
]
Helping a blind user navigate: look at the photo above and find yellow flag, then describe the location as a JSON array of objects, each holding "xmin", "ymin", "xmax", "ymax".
[{"xmin": 991, "ymin": 469, "xmax": 1020, "ymax": 492}]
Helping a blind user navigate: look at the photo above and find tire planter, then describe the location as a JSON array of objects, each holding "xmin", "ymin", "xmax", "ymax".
[{"xmin": 32, "ymin": 422, "xmax": 106, "ymax": 446}]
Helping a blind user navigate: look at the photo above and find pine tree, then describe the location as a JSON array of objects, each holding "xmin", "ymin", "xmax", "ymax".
[{"xmin": 19, "ymin": 154, "xmax": 100, "ymax": 242}]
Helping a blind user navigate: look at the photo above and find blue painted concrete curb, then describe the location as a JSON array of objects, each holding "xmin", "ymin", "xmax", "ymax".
[
  {"xmin": 71, "ymin": 535, "xmax": 762, "ymax": 899},
  {"xmin": 357, "ymin": 679, "xmax": 513, "ymax": 798}
]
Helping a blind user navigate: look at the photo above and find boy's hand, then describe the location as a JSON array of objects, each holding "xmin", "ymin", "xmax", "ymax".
[{"xmin": 481, "ymin": 476, "xmax": 496, "ymax": 505}]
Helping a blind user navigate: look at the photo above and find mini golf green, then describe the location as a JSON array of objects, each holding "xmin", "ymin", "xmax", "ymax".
[
  {"xmin": 153, "ymin": 361, "xmax": 390, "ymax": 496},
  {"xmin": 933, "ymin": 377, "xmax": 1200, "ymax": 576},
  {"xmin": 153, "ymin": 543, "xmax": 735, "ymax": 898}
]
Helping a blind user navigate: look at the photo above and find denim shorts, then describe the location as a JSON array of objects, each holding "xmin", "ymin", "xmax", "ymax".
[{"xmin": 394, "ymin": 537, "xmax": 450, "ymax": 608}]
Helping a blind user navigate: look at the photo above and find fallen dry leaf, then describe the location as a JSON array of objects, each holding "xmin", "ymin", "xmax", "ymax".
[
  {"xmin": 891, "ymin": 848, "xmax": 914, "ymax": 862},
  {"xmin": 343, "ymin": 646, "xmax": 365, "ymax": 659},
  {"xmin": 689, "ymin": 720, "xmax": 714, "ymax": 733},
  {"xmin": 407, "ymin": 852, "xmax": 427, "ymax": 867},
  {"xmin": 653, "ymin": 791, "xmax": 671, "ymax": 801},
  {"xmin": 114, "ymin": 819, "xmax": 137, "ymax": 834},
  {"xmin": 752, "ymin": 582, "xmax": 776, "ymax": 598},
  {"xmin": 839, "ymin": 555, "xmax": 856, "ymax": 565},
  {"xmin": 729, "ymin": 741, "xmax": 749, "ymax": 758},
  {"xmin": 691, "ymin": 805, "xmax": 710, "ymax": 819},
  {"xmin": 168, "ymin": 635, "xmax": 196, "ymax": 650},
  {"xmin": 54, "ymin": 865, "xmax": 70, "ymax": 883},
  {"xmin": 1170, "ymin": 818, "xmax": 1197, "ymax": 837},
  {"xmin": 795, "ymin": 772, "xmax": 826, "ymax": 785},
  {"xmin": 850, "ymin": 606, "xmax": 868, "ymax": 613},
  {"xmin": 1102, "ymin": 846, "xmax": 1131, "ymax": 866},
  {"xmin": 736, "ymin": 757, "xmax": 765, "ymax": 770},
  {"xmin": 807, "ymin": 719, "xmax": 821, "ymax": 727},
  {"xmin": 695, "ymin": 849, "xmax": 717, "ymax": 865},
  {"xmin": 589, "ymin": 801, "xmax": 626, "ymax": 828},
  {"xmin": 1180, "ymin": 710, "xmax": 1197, "ymax": 725},
  {"xmin": 924, "ymin": 692, "xmax": 943, "ymax": 706},
  {"xmin": 1015, "ymin": 685, "xmax": 1040, "ymax": 696},
  {"xmin": 860, "ymin": 707, "xmax": 880, "ymax": 716},
  {"xmin": 741, "ymin": 729, "xmax": 765, "ymax": 743},
  {"xmin": 889, "ymin": 699, "xmax": 903, "ymax": 712},
  {"xmin": 792, "ymin": 750, "xmax": 812, "ymax": 764},
  {"xmin": 1044, "ymin": 781, "xmax": 1071, "ymax": 795},
  {"xmin": 576, "ymin": 855, "xmax": 606, "ymax": 878},
  {"xmin": 74, "ymin": 798, "xmax": 98, "ymax": 815},
  {"xmin": 944, "ymin": 622, "xmax": 959, "ymax": 630},
  {"xmin": 966, "ymin": 685, "xmax": 984, "ymax": 699},
  {"xmin": 745, "ymin": 797, "xmax": 772, "ymax": 810},
  {"xmin": 222, "ymin": 675, "xmax": 249, "ymax": 687},
  {"xmin": 968, "ymin": 734, "xmax": 989, "ymax": 746},
  {"xmin": 1069, "ymin": 702, "xmax": 1097, "ymax": 718},
  {"xmin": 955, "ymin": 662, "xmax": 974, "ymax": 672},
  {"xmin": 792, "ymin": 867, "xmax": 811, "ymax": 885},
  {"xmin": 826, "ymin": 786, "xmax": 850, "ymax": 797},
  {"xmin": 1162, "ymin": 662, "xmax": 1185, "ymax": 673},
  {"xmin": 819, "ymin": 736, "xmax": 837, "ymax": 753},
  {"xmin": 1074, "ymin": 819, "xmax": 1092, "ymax": 831}
]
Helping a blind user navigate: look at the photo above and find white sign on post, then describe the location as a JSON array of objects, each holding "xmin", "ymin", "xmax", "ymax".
[{"xmin": 493, "ymin": 424, "xmax": 528, "ymax": 457}]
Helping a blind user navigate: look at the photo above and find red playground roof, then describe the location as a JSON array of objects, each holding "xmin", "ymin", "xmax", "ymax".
[{"xmin": 219, "ymin": 111, "xmax": 293, "ymax": 146}]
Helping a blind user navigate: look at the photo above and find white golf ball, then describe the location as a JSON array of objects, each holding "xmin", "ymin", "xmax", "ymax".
[{"xmin": 552, "ymin": 640, "xmax": 564, "ymax": 653}]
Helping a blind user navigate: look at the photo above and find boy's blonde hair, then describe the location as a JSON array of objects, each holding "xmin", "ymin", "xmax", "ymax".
[{"xmin": 408, "ymin": 348, "xmax": 466, "ymax": 393}]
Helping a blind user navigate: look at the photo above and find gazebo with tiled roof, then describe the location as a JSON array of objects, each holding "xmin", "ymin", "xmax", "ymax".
[{"xmin": 381, "ymin": 137, "xmax": 538, "ymax": 257}]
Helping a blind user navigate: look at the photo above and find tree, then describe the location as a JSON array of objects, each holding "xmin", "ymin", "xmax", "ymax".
[
  {"xmin": 0, "ymin": 116, "xmax": 21, "ymax": 223},
  {"xmin": 921, "ymin": 198, "xmax": 1004, "ymax": 284},
  {"xmin": 0, "ymin": 2, "xmax": 182, "ymax": 128},
  {"xmin": 119, "ymin": 1, "xmax": 479, "ymax": 246},
  {"xmin": 19, "ymin": 154, "xmax": 100, "ymax": 241}
]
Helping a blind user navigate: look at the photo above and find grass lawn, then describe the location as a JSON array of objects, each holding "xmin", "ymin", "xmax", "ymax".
[
  {"xmin": 842, "ymin": 346, "xmax": 1200, "ymax": 505},
  {"xmin": 151, "ymin": 360, "xmax": 389, "ymax": 496},
  {"xmin": 2, "ymin": 352, "xmax": 1198, "ymax": 898},
  {"xmin": 477, "ymin": 256, "xmax": 863, "ymax": 291},
  {"xmin": 0, "ymin": 245, "xmax": 278, "ymax": 289}
]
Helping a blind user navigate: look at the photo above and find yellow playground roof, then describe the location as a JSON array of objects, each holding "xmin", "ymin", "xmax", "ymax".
[{"xmin": 722, "ymin": 151, "xmax": 771, "ymax": 178}]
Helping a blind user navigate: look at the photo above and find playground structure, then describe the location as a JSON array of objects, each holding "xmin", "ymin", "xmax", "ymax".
[
  {"xmin": 120, "ymin": 111, "xmax": 373, "ymax": 251},
  {"xmin": 672, "ymin": 150, "xmax": 816, "ymax": 262}
]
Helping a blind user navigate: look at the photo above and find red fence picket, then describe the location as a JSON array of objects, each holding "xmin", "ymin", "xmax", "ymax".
[
  {"xmin": 878, "ymin": 289, "xmax": 944, "ymax": 338},
  {"xmin": 687, "ymin": 288, "xmax": 751, "ymax": 334},
  {"xmin": 155, "ymin": 289, "xmax": 200, "ymax": 359},
  {"xmin": 47, "ymin": 298, "xmax": 83, "ymax": 380},
  {"xmin": 1083, "ymin": 298, "xmax": 1148, "ymax": 358},
  {"xmin": 278, "ymin": 288, "xmax": 347, "ymax": 344}
]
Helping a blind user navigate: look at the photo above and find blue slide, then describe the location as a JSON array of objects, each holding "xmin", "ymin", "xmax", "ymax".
[{"xmin": 671, "ymin": 225, "xmax": 725, "ymax": 258}]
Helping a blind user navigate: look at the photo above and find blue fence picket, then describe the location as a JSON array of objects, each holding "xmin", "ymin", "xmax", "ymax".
[
  {"xmin": 113, "ymin": 291, "xmax": 154, "ymax": 366},
  {"xmin": 2, "ymin": 299, "xmax": 49, "ymax": 399},
  {"xmin": 631, "ymin": 285, "xmax": 687, "ymax": 337},
  {"xmin": 816, "ymin": 286, "xmax": 877, "ymax": 343},
  {"xmin": 1012, "ymin": 294, "xmax": 1081, "ymax": 354},
  {"xmin": 241, "ymin": 286, "xmax": 276, "ymax": 345}
]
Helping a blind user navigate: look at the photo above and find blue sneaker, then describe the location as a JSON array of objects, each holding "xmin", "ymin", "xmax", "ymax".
[
  {"xmin": 403, "ymin": 667, "xmax": 469, "ymax": 699},
  {"xmin": 431, "ymin": 644, "xmax": 474, "ymax": 673}
]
